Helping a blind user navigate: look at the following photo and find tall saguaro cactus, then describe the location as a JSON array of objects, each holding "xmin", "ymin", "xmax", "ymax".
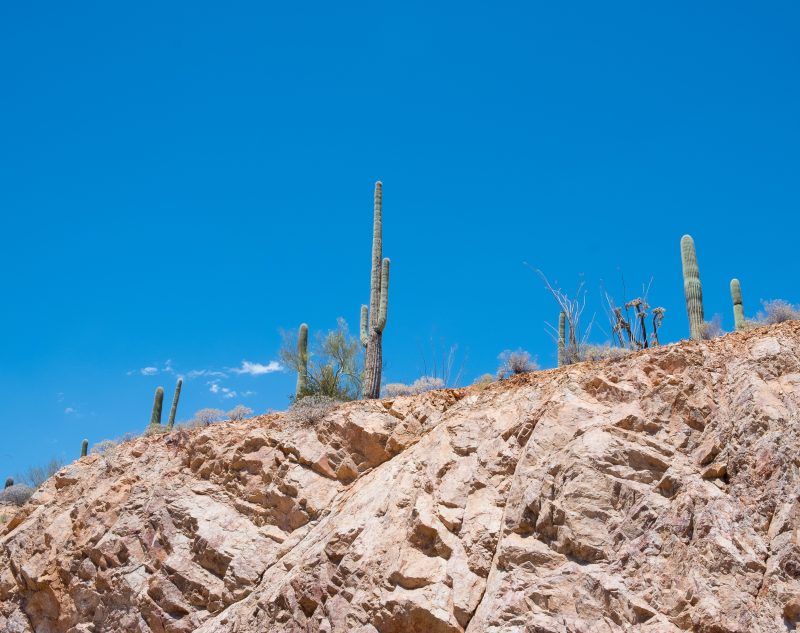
[
  {"xmin": 80, "ymin": 439, "xmax": 88, "ymax": 457},
  {"xmin": 149, "ymin": 386, "xmax": 164, "ymax": 427},
  {"xmin": 557, "ymin": 312, "xmax": 566, "ymax": 368},
  {"xmin": 360, "ymin": 181, "xmax": 390, "ymax": 399},
  {"xmin": 167, "ymin": 379, "xmax": 183, "ymax": 430},
  {"xmin": 680, "ymin": 235, "xmax": 704, "ymax": 340},
  {"xmin": 730, "ymin": 279, "xmax": 745, "ymax": 332},
  {"xmin": 296, "ymin": 323, "xmax": 309, "ymax": 399}
]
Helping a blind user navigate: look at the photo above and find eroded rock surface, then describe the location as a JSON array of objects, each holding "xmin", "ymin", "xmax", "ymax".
[{"xmin": 3, "ymin": 322, "xmax": 800, "ymax": 632}]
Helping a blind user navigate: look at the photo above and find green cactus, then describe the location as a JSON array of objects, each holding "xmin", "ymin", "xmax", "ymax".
[
  {"xmin": 149, "ymin": 386, "xmax": 164, "ymax": 428},
  {"xmin": 80, "ymin": 439, "xmax": 88, "ymax": 457},
  {"xmin": 557, "ymin": 311, "xmax": 566, "ymax": 368},
  {"xmin": 730, "ymin": 278, "xmax": 745, "ymax": 332},
  {"xmin": 4, "ymin": 477, "xmax": 13, "ymax": 489},
  {"xmin": 296, "ymin": 323, "xmax": 309, "ymax": 399},
  {"xmin": 167, "ymin": 379, "xmax": 182, "ymax": 430},
  {"xmin": 360, "ymin": 181, "xmax": 390, "ymax": 399},
  {"xmin": 680, "ymin": 235, "xmax": 704, "ymax": 339}
]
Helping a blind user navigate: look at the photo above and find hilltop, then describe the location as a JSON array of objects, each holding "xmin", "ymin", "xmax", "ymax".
[{"xmin": 2, "ymin": 322, "xmax": 800, "ymax": 632}]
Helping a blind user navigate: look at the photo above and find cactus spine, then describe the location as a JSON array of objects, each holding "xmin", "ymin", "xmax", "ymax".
[
  {"xmin": 730, "ymin": 278, "xmax": 745, "ymax": 332},
  {"xmin": 680, "ymin": 235, "xmax": 704, "ymax": 340},
  {"xmin": 296, "ymin": 323, "xmax": 309, "ymax": 399},
  {"xmin": 80, "ymin": 439, "xmax": 88, "ymax": 457},
  {"xmin": 167, "ymin": 379, "xmax": 182, "ymax": 430},
  {"xmin": 557, "ymin": 312, "xmax": 566, "ymax": 368},
  {"xmin": 360, "ymin": 181, "xmax": 390, "ymax": 399},
  {"xmin": 149, "ymin": 386, "xmax": 164, "ymax": 427}
]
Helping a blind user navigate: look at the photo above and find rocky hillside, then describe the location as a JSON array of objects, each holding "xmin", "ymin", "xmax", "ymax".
[{"xmin": 2, "ymin": 323, "xmax": 800, "ymax": 633}]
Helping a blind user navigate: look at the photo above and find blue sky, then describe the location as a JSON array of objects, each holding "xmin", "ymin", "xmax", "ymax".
[{"xmin": 1, "ymin": 2, "xmax": 798, "ymax": 477}]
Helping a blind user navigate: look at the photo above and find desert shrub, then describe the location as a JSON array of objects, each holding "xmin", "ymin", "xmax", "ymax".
[
  {"xmin": 579, "ymin": 344, "xmax": 633, "ymax": 362},
  {"xmin": 0, "ymin": 484, "xmax": 35, "ymax": 506},
  {"xmin": 757, "ymin": 299, "xmax": 800, "ymax": 325},
  {"xmin": 192, "ymin": 408, "xmax": 226, "ymax": 426},
  {"xmin": 281, "ymin": 318, "xmax": 362, "ymax": 402},
  {"xmin": 383, "ymin": 376, "xmax": 445, "ymax": 397},
  {"xmin": 91, "ymin": 439, "xmax": 119, "ymax": 455},
  {"xmin": 699, "ymin": 315, "xmax": 725, "ymax": 340},
  {"xmin": 19, "ymin": 458, "xmax": 65, "ymax": 488},
  {"xmin": 144, "ymin": 425, "xmax": 168, "ymax": 437},
  {"xmin": 496, "ymin": 349, "xmax": 538, "ymax": 380},
  {"xmin": 227, "ymin": 405, "xmax": 254, "ymax": 421},
  {"xmin": 472, "ymin": 373, "xmax": 495, "ymax": 387},
  {"xmin": 283, "ymin": 395, "xmax": 338, "ymax": 426}
]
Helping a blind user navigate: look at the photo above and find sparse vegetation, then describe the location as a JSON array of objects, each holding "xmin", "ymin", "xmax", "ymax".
[
  {"xmin": 227, "ymin": 405, "xmax": 253, "ymax": 421},
  {"xmin": 191, "ymin": 408, "xmax": 226, "ymax": 426},
  {"xmin": 283, "ymin": 394, "xmax": 339, "ymax": 426},
  {"xmin": 579, "ymin": 344, "xmax": 633, "ymax": 362},
  {"xmin": 0, "ymin": 484, "xmax": 35, "ymax": 506},
  {"xmin": 497, "ymin": 349, "xmax": 539, "ymax": 380},
  {"xmin": 699, "ymin": 315, "xmax": 725, "ymax": 340},
  {"xmin": 91, "ymin": 439, "xmax": 119, "ymax": 455},
  {"xmin": 757, "ymin": 299, "xmax": 800, "ymax": 325},
  {"xmin": 281, "ymin": 318, "xmax": 362, "ymax": 402},
  {"xmin": 383, "ymin": 376, "xmax": 445, "ymax": 397},
  {"xmin": 19, "ymin": 458, "xmax": 65, "ymax": 488}
]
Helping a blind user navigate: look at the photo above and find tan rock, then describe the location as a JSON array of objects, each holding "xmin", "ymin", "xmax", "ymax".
[{"xmin": 2, "ymin": 322, "xmax": 800, "ymax": 632}]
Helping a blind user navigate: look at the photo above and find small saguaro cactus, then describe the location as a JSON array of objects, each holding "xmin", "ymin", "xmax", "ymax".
[
  {"xmin": 731, "ymin": 278, "xmax": 745, "ymax": 332},
  {"xmin": 360, "ymin": 181, "xmax": 391, "ymax": 399},
  {"xmin": 80, "ymin": 439, "xmax": 88, "ymax": 457},
  {"xmin": 557, "ymin": 312, "xmax": 566, "ymax": 368},
  {"xmin": 167, "ymin": 379, "xmax": 183, "ymax": 430},
  {"xmin": 4, "ymin": 477, "xmax": 13, "ymax": 489},
  {"xmin": 680, "ymin": 235, "xmax": 705, "ymax": 340},
  {"xmin": 296, "ymin": 323, "xmax": 309, "ymax": 399},
  {"xmin": 149, "ymin": 386, "xmax": 164, "ymax": 427}
]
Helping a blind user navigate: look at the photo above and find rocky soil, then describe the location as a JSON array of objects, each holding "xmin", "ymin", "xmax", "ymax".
[{"xmin": 2, "ymin": 322, "xmax": 800, "ymax": 632}]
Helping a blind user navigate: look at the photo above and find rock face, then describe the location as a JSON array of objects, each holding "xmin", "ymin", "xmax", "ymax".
[{"xmin": 3, "ymin": 322, "xmax": 800, "ymax": 632}]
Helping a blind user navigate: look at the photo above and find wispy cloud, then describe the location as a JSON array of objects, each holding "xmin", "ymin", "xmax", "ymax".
[
  {"xmin": 208, "ymin": 381, "xmax": 237, "ymax": 399},
  {"xmin": 232, "ymin": 360, "xmax": 282, "ymax": 376},
  {"xmin": 64, "ymin": 407, "xmax": 77, "ymax": 415},
  {"xmin": 128, "ymin": 360, "xmax": 176, "ymax": 377},
  {"xmin": 186, "ymin": 369, "xmax": 228, "ymax": 380}
]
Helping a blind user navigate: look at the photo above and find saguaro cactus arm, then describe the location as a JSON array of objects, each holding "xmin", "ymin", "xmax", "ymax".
[
  {"xmin": 680, "ymin": 235, "xmax": 704, "ymax": 340},
  {"xmin": 360, "ymin": 305, "xmax": 369, "ymax": 347},
  {"xmin": 296, "ymin": 323, "xmax": 309, "ymax": 399},
  {"xmin": 557, "ymin": 311, "xmax": 566, "ymax": 368},
  {"xmin": 730, "ymin": 278, "xmax": 745, "ymax": 332},
  {"xmin": 167, "ymin": 379, "xmax": 183, "ymax": 430},
  {"xmin": 376, "ymin": 258, "xmax": 390, "ymax": 331},
  {"xmin": 149, "ymin": 386, "xmax": 164, "ymax": 427}
]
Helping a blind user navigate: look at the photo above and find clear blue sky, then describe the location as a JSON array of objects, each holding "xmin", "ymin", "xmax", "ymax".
[{"xmin": 1, "ymin": 2, "xmax": 798, "ymax": 477}]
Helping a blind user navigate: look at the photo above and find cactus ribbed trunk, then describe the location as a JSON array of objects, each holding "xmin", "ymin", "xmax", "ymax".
[
  {"xmin": 296, "ymin": 323, "xmax": 309, "ymax": 399},
  {"xmin": 361, "ymin": 182, "xmax": 390, "ymax": 399},
  {"xmin": 80, "ymin": 439, "xmax": 88, "ymax": 457},
  {"xmin": 731, "ymin": 279, "xmax": 745, "ymax": 332},
  {"xmin": 681, "ymin": 235, "xmax": 704, "ymax": 340},
  {"xmin": 167, "ymin": 379, "xmax": 182, "ymax": 430},
  {"xmin": 557, "ymin": 312, "xmax": 566, "ymax": 368},
  {"xmin": 149, "ymin": 386, "xmax": 164, "ymax": 427}
]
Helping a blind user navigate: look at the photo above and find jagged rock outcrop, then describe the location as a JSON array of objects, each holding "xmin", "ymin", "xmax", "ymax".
[{"xmin": 2, "ymin": 322, "xmax": 800, "ymax": 632}]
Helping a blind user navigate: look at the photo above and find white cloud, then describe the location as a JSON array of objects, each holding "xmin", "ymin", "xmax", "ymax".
[
  {"xmin": 209, "ymin": 382, "xmax": 220, "ymax": 394},
  {"xmin": 208, "ymin": 381, "xmax": 237, "ymax": 399},
  {"xmin": 64, "ymin": 407, "xmax": 77, "ymax": 415},
  {"xmin": 187, "ymin": 369, "xmax": 228, "ymax": 380},
  {"xmin": 140, "ymin": 367, "xmax": 159, "ymax": 376},
  {"xmin": 233, "ymin": 360, "xmax": 282, "ymax": 376}
]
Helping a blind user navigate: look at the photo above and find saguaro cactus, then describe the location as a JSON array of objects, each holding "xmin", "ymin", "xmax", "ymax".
[
  {"xmin": 557, "ymin": 312, "xmax": 566, "ymax": 367},
  {"xmin": 680, "ymin": 235, "xmax": 704, "ymax": 339},
  {"xmin": 296, "ymin": 323, "xmax": 309, "ymax": 399},
  {"xmin": 730, "ymin": 278, "xmax": 745, "ymax": 332},
  {"xmin": 80, "ymin": 439, "xmax": 88, "ymax": 457},
  {"xmin": 4, "ymin": 477, "xmax": 13, "ymax": 489},
  {"xmin": 149, "ymin": 386, "xmax": 164, "ymax": 427},
  {"xmin": 167, "ymin": 379, "xmax": 182, "ymax": 430},
  {"xmin": 360, "ymin": 181, "xmax": 390, "ymax": 399}
]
